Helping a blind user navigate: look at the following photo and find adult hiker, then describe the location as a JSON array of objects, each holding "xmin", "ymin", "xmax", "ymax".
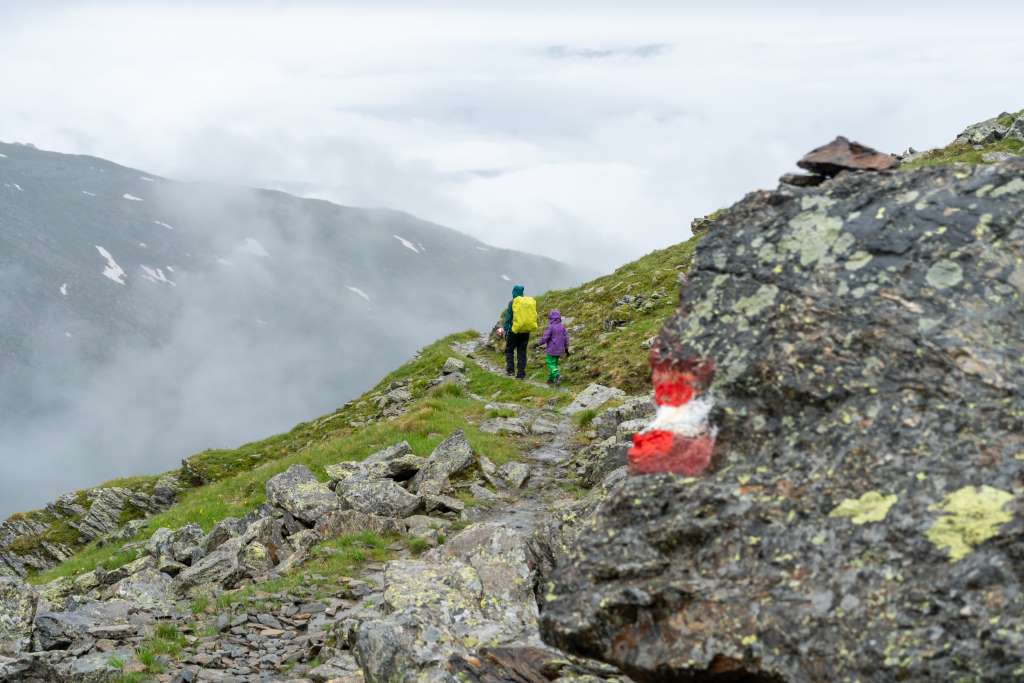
[
  {"xmin": 537, "ymin": 308, "xmax": 570, "ymax": 385},
  {"xmin": 500, "ymin": 284, "xmax": 537, "ymax": 379}
]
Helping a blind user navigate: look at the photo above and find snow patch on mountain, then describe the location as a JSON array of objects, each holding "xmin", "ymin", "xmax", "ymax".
[
  {"xmin": 59, "ymin": 283, "xmax": 68, "ymax": 296},
  {"xmin": 95, "ymin": 246, "xmax": 127, "ymax": 285},
  {"xmin": 346, "ymin": 286, "xmax": 371, "ymax": 301},
  {"xmin": 0, "ymin": 153, "xmax": 7, "ymax": 158},
  {"xmin": 501, "ymin": 274, "xmax": 511, "ymax": 281},
  {"xmin": 139, "ymin": 176, "xmax": 155, "ymax": 182},
  {"xmin": 122, "ymin": 193, "xmax": 144, "ymax": 202},
  {"xmin": 153, "ymin": 220, "xmax": 174, "ymax": 230},
  {"xmin": 4, "ymin": 182, "xmax": 24, "ymax": 192},
  {"xmin": 140, "ymin": 265, "xmax": 176, "ymax": 286},
  {"xmin": 393, "ymin": 235, "xmax": 420, "ymax": 253},
  {"xmin": 82, "ymin": 190, "xmax": 96, "ymax": 197},
  {"xmin": 241, "ymin": 237, "xmax": 270, "ymax": 257}
]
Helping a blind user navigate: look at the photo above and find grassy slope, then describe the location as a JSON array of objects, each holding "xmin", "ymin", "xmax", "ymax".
[
  {"xmin": 25, "ymin": 236, "xmax": 702, "ymax": 586},
  {"xmin": 481, "ymin": 238, "xmax": 700, "ymax": 394},
  {"xmin": 26, "ymin": 106, "xmax": 1023, "ymax": 586},
  {"xmin": 901, "ymin": 109, "xmax": 1023, "ymax": 170}
]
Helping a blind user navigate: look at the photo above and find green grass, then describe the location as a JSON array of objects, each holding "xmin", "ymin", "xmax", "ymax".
[
  {"xmin": 483, "ymin": 237, "xmax": 700, "ymax": 394},
  {"xmin": 574, "ymin": 408, "xmax": 599, "ymax": 428},
  {"xmin": 901, "ymin": 137, "xmax": 1023, "ymax": 170},
  {"xmin": 112, "ymin": 674, "xmax": 147, "ymax": 683},
  {"xmin": 406, "ymin": 537, "xmax": 432, "ymax": 555},
  {"xmin": 190, "ymin": 595, "xmax": 210, "ymax": 615},
  {"xmin": 134, "ymin": 623, "xmax": 187, "ymax": 674}
]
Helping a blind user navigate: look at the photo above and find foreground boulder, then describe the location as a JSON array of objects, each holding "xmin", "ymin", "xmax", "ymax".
[
  {"xmin": 541, "ymin": 159, "xmax": 1024, "ymax": 681},
  {"xmin": 410, "ymin": 430, "xmax": 477, "ymax": 492}
]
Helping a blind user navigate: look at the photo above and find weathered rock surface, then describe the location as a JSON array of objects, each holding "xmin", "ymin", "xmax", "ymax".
[
  {"xmin": 562, "ymin": 384, "xmax": 625, "ymax": 416},
  {"xmin": 32, "ymin": 598, "xmax": 132, "ymax": 651},
  {"xmin": 541, "ymin": 159, "xmax": 1024, "ymax": 681},
  {"xmin": 337, "ymin": 479, "xmax": 423, "ymax": 518},
  {"xmin": 350, "ymin": 524, "xmax": 540, "ymax": 681},
  {"xmin": 0, "ymin": 576, "xmax": 37, "ymax": 655},
  {"xmin": 410, "ymin": 430, "xmax": 477, "ymax": 492},
  {"xmin": 315, "ymin": 509, "xmax": 406, "ymax": 540},
  {"xmin": 797, "ymin": 135, "xmax": 898, "ymax": 176},
  {"xmin": 265, "ymin": 464, "xmax": 339, "ymax": 524},
  {"xmin": 497, "ymin": 462, "xmax": 531, "ymax": 489}
]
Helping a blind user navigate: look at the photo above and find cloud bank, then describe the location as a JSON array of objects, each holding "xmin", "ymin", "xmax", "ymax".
[{"xmin": 0, "ymin": 2, "xmax": 1021, "ymax": 271}]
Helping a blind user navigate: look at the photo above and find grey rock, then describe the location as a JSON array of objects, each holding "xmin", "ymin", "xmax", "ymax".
[
  {"xmin": 33, "ymin": 599, "xmax": 131, "ymax": 651},
  {"xmin": 468, "ymin": 484, "xmax": 499, "ymax": 501},
  {"xmin": 265, "ymin": 465, "xmax": 339, "ymax": 525},
  {"xmin": 309, "ymin": 653, "xmax": 361, "ymax": 682},
  {"xmin": 352, "ymin": 524, "xmax": 539, "ymax": 681},
  {"xmin": 480, "ymin": 417, "xmax": 528, "ymax": 436},
  {"xmin": 315, "ymin": 510, "xmax": 406, "ymax": 540},
  {"xmin": 982, "ymin": 150, "xmax": 1018, "ymax": 163},
  {"xmin": 174, "ymin": 537, "xmax": 244, "ymax": 594},
  {"xmin": 571, "ymin": 436, "xmax": 629, "ymax": 488},
  {"xmin": 591, "ymin": 396, "xmax": 655, "ymax": 440},
  {"xmin": 275, "ymin": 529, "xmax": 321, "ymax": 574},
  {"xmin": 104, "ymin": 569, "xmax": 176, "ymax": 614},
  {"xmin": 364, "ymin": 441, "xmax": 413, "ymax": 464},
  {"xmin": 147, "ymin": 524, "xmax": 206, "ymax": 566},
  {"xmin": 529, "ymin": 415, "xmax": 563, "ymax": 435},
  {"xmin": 0, "ymin": 576, "xmax": 37, "ymax": 655},
  {"xmin": 541, "ymin": 159, "xmax": 1024, "ymax": 682},
  {"xmin": 46, "ymin": 494, "xmax": 87, "ymax": 520},
  {"xmin": 153, "ymin": 474, "xmax": 184, "ymax": 505},
  {"xmin": 205, "ymin": 517, "xmax": 245, "ymax": 553},
  {"xmin": 72, "ymin": 488, "xmax": 162, "ymax": 542},
  {"xmin": 615, "ymin": 418, "xmax": 648, "ymax": 440},
  {"xmin": 410, "ymin": 430, "xmax": 477, "ymax": 493},
  {"xmin": 954, "ymin": 113, "xmax": 1012, "ymax": 144},
  {"xmin": 423, "ymin": 495, "xmax": 464, "ymax": 514},
  {"xmin": 497, "ymin": 462, "xmax": 531, "ymax": 489},
  {"xmin": 562, "ymin": 384, "xmax": 625, "ymax": 416},
  {"xmin": 442, "ymin": 357, "xmax": 466, "ymax": 375},
  {"xmin": 1007, "ymin": 115, "xmax": 1024, "ymax": 142},
  {"xmin": 337, "ymin": 479, "xmax": 422, "ymax": 518}
]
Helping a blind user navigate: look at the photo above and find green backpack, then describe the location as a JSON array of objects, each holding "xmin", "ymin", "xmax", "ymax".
[{"xmin": 511, "ymin": 296, "xmax": 539, "ymax": 333}]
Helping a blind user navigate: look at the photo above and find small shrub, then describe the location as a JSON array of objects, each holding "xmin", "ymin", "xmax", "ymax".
[
  {"xmin": 190, "ymin": 596, "xmax": 209, "ymax": 615},
  {"xmin": 574, "ymin": 409, "xmax": 598, "ymax": 427}
]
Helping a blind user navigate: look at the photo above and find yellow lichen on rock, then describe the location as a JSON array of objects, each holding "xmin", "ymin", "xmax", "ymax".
[
  {"xmin": 830, "ymin": 491, "xmax": 898, "ymax": 524},
  {"xmin": 926, "ymin": 486, "xmax": 1014, "ymax": 561}
]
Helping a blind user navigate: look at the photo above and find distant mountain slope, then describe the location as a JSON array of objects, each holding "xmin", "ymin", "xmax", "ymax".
[{"xmin": 0, "ymin": 141, "xmax": 584, "ymax": 515}]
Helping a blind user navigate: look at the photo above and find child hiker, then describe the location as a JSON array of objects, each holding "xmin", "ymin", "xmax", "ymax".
[{"xmin": 537, "ymin": 309, "xmax": 570, "ymax": 385}]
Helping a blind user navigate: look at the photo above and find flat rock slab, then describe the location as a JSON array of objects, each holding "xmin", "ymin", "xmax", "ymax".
[
  {"xmin": 480, "ymin": 417, "xmax": 528, "ymax": 436},
  {"xmin": 562, "ymin": 384, "xmax": 625, "ymax": 415},
  {"xmin": 797, "ymin": 135, "xmax": 897, "ymax": 176},
  {"xmin": 336, "ymin": 479, "xmax": 422, "ymax": 518}
]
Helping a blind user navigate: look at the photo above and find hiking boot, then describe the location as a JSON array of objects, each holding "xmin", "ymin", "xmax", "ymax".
[
  {"xmin": 506, "ymin": 370, "xmax": 514, "ymax": 377},
  {"xmin": 546, "ymin": 377, "xmax": 554, "ymax": 384}
]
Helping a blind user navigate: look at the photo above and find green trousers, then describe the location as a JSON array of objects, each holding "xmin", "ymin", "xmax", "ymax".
[{"xmin": 545, "ymin": 354, "xmax": 560, "ymax": 381}]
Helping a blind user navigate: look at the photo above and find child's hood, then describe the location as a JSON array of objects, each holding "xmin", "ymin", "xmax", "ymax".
[{"xmin": 548, "ymin": 309, "xmax": 562, "ymax": 324}]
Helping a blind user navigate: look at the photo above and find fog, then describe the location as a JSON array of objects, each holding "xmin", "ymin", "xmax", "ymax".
[
  {"xmin": 0, "ymin": 159, "xmax": 576, "ymax": 516},
  {"xmin": 0, "ymin": 2, "xmax": 1021, "ymax": 270}
]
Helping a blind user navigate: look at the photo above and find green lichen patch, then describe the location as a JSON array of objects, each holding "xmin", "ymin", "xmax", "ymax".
[
  {"xmin": 830, "ymin": 491, "xmax": 898, "ymax": 524},
  {"xmin": 926, "ymin": 260, "xmax": 963, "ymax": 290},
  {"xmin": 926, "ymin": 485, "xmax": 1014, "ymax": 561}
]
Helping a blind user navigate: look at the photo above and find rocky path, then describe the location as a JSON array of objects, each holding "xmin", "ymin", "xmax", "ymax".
[{"xmin": 2, "ymin": 345, "xmax": 640, "ymax": 683}]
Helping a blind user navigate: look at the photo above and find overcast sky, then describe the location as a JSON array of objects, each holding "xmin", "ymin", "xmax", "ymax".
[{"xmin": 1, "ymin": 1, "xmax": 1022, "ymax": 270}]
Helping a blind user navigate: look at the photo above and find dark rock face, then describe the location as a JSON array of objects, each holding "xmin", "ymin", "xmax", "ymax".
[
  {"xmin": 541, "ymin": 160, "xmax": 1024, "ymax": 682},
  {"xmin": 797, "ymin": 136, "xmax": 898, "ymax": 176}
]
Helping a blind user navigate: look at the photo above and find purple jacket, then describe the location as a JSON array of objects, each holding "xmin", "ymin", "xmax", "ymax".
[{"xmin": 540, "ymin": 309, "xmax": 569, "ymax": 356}]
